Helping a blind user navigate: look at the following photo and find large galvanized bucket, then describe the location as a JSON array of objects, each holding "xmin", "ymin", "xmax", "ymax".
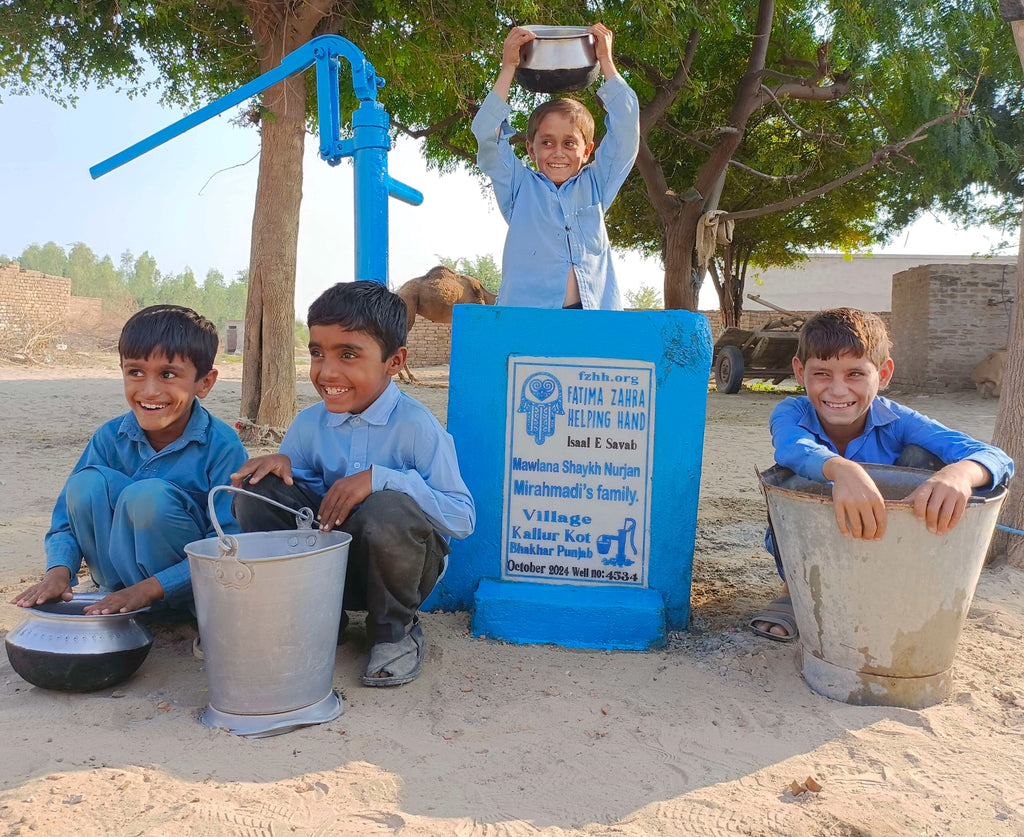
[
  {"xmin": 759, "ymin": 464, "xmax": 1006, "ymax": 709},
  {"xmin": 186, "ymin": 486, "xmax": 350, "ymax": 724}
]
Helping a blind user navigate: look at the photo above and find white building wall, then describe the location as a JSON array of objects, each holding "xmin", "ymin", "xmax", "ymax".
[{"xmin": 741, "ymin": 253, "xmax": 1015, "ymax": 313}]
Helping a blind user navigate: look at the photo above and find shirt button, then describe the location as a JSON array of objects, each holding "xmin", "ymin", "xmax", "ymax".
[{"xmin": 353, "ymin": 462, "xmax": 361, "ymax": 468}]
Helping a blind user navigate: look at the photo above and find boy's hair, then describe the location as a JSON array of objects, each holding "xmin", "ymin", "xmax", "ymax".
[
  {"xmin": 118, "ymin": 305, "xmax": 219, "ymax": 378},
  {"xmin": 797, "ymin": 308, "xmax": 891, "ymax": 368},
  {"xmin": 526, "ymin": 98, "xmax": 596, "ymax": 146},
  {"xmin": 307, "ymin": 280, "xmax": 407, "ymax": 359}
]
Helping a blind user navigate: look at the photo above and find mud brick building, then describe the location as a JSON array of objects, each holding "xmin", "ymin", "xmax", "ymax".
[
  {"xmin": 891, "ymin": 262, "xmax": 1016, "ymax": 392},
  {"xmin": 0, "ymin": 262, "xmax": 71, "ymax": 340}
]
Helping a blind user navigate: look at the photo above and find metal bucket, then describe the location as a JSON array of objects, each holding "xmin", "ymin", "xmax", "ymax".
[
  {"xmin": 185, "ymin": 486, "xmax": 350, "ymax": 727},
  {"xmin": 759, "ymin": 464, "xmax": 1006, "ymax": 708}
]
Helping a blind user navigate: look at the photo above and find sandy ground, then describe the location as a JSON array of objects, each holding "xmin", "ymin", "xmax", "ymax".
[{"xmin": 1, "ymin": 356, "xmax": 1023, "ymax": 836}]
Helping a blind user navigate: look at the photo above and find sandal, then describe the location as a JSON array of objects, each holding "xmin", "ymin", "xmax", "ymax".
[
  {"xmin": 361, "ymin": 619, "xmax": 425, "ymax": 687},
  {"xmin": 749, "ymin": 596, "xmax": 798, "ymax": 642}
]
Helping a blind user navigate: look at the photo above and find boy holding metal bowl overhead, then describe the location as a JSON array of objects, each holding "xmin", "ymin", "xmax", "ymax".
[{"xmin": 472, "ymin": 23, "xmax": 639, "ymax": 310}]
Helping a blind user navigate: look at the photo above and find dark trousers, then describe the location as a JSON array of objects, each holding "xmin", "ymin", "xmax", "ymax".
[{"xmin": 233, "ymin": 477, "xmax": 448, "ymax": 643}]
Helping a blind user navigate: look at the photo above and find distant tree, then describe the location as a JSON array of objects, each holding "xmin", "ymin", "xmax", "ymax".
[
  {"xmin": 158, "ymin": 268, "xmax": 201, "ymax": 310},
  {"xmin": 436, "ymin": 254, "xmax": 502, "ymax": 294},
  {"xmin": 199, "ymin": 268, "xmax": 227, "ymax": 324},
  {"xmin": 625, "ymin": 284, "xmax": 663, "ymax": 310},
  {"xmin": 66, "ymin": 243, "xmax": 121, "ymax": 300},
  {"xmin": 126, "ymin": 252, "xmax": 161, "ymax": 306},
  {"xmin": 19, "ymin": 242, "xmax": 69, "ymax": 278}
]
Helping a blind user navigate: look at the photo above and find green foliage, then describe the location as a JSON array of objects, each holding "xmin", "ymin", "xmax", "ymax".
[
  {"xmin": 436, "ymin": 253, "xmax": 502, "ymax": 293},
  {"xmin": 294, "ymin": 319, "xmax": 309, "ymax": 348},
  {"xmin": 624, "ymin": 284, "xmax": 663, "ymax": 309},
  {"xmin": 15, "ymin": 241, "xmax": 248, "ymax": 329},
  {"xmin": 3, "ymin": 0, "xmax": 1021, "ymax": 320}
]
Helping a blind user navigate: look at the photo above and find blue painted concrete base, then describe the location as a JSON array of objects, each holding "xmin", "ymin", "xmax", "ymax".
[{"xmin": 472, "ymin": 578, "xmax": 666, "ymax": 650}]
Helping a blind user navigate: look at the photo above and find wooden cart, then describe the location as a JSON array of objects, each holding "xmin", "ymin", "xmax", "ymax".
[{"xmin": 712, "ymin": 295, "xmax": 805, "ymax": 393}]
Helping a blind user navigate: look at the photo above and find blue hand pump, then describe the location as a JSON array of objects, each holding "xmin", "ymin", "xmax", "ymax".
[{"xmin": 90, "ymin": 35, "xmax": 423, "ymax": 284}]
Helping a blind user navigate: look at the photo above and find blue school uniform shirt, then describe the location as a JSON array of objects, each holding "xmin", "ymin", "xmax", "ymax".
[
  {"xmin": 280, "ymin": 381, "xmax": 475, "ymax": 539},
  {"xmin": 472, "ymin": 75, "xmax": 640, "ymax": 310},
  {"xmin": 771, "ymin": 395, "xmax": 1014, "ymax": 485},
  {"xmin": 45, "ymin": 402, "xmax": 248, "ymax": 597}
]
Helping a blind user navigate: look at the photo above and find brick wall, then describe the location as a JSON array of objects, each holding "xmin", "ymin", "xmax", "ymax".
[
  {"xmin": 700, "ymin": 308, "xmax": 891, "ymax": 338},
  {"xmin": 406, "ymin": 317, "xmax": 452, "ymax": 365},
  {"xmin": 891, "ymin": 263, "xmax": 1016, "ymax": 392},
  {"xmin": 0, "ymin": 262, "xmax": 71, "ymax": 341}
]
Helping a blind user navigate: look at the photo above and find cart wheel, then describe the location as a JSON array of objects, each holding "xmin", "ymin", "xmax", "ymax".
[{"xmin": 714, "ymin": 346, "xmax": 744, "ymax": 394}]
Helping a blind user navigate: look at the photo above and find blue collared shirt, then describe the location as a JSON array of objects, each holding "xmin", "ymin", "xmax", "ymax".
[
  {"xmin": 472, "ymin": 75, "xmax": 640, "ymax": 310},
  {"xmin": 280, "ymin": 382, "xmax": 475, "ymax": 539},
  {"xmin": 45, "ymin": 402, "xmax": 248, "ymax": 597},
  {"xmin": 771, "ymin": 395, "xmax": 1014, "ymax": 485}
]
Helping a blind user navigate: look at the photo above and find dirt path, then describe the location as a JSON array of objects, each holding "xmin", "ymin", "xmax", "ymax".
[{"xmin": 0, "ymin": 362, "xmax": 1021, "ymax": 836}]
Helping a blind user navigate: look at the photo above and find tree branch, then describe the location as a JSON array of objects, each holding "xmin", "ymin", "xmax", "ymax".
[
  {"xmin": 720, "ymin": 107, "xmax": 969, "ymax": 222},
  {"xmin": 390, "ymin": 118, "xmax": 477, "ymax": 165},
  {"xmin": 635, "ymin": 137, "xmax": 679, "ymax": 219},
  {"xmin": 768, "ymin": 74, "xmax": 851, "ymax": 103},
  {"xmin": 658, "ymin": 121, "xmax": 820, "ymax": 183},
  {"xmin": 293, "ymin": 0, "xmax": 336, "ymax": 39},
  {"xmin": 637, "ymin": 28, "xmax": 700, "ymax": 137},
  {"xmin": 757, "ymin": 84, "xmax": 835, "ymax": 140},
  {"xmin": 693, "ymin": 0, "xmax": 775, "ymax": 201}
]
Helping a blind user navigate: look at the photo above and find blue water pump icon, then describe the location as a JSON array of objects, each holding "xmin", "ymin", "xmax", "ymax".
[{"xmin": 597, "ymin": 518, "xmax": 637, "ymax": 567}]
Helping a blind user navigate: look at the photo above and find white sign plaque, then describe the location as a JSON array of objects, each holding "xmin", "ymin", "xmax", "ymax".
[{"xmin": 502, "ymin": 356, "xmax": 655, "ymax": 586}]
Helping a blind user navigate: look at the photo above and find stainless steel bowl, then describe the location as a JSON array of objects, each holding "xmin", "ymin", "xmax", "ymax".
[
  {"xmin": 515, "ymin": 25, "xmax": 599, "ymax": 94},
  {"xmin": 5, "ymin": 593, "xmax": 153, "ymax": 692}
]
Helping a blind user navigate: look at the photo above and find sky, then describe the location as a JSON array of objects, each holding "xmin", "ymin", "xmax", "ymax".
[{"xmin": 0, "ymin": 84, "xmax": 1016, "ymax": 316}]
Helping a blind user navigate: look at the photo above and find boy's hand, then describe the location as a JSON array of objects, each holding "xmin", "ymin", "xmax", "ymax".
[
  {"xmin": 903, "ymin": 460, "xmax": 988, "ymax": 535},
  {"xmin": 318, "ymin": 470, "xmax": 372, "ymax": 531},
  {"xmin": 231, "ymin": 454, "xmax": 293, "ymax": 487},
  {"xmin": 823, "ymin": 458, "xmax": 887, "ymax": 540},
  {"xmin": 502, "ymin": 26, "xmax": 536, "ymax": 68},
  {"xmin": 590, "ymin": 23, "xmax": 615, "ymax": 72},
  {"xmin": 11, "ymin": 567, "xmax": 73, "ymax": 608},
  {"xmin": 83, "ymin": 577, "xmax": 163, "ymax": 615}
]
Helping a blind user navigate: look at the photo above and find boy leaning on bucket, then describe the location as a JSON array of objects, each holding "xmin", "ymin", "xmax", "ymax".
[
  {"xmin": 750, "ymin": 308, "xmax": 1014, "ymax": 642},
  {"xmin": 471, "ymin": 23, "xmax": 639, "ymax": 310},
  {"xmin": 11, "ymin": 305, "xmax": 247, "ymax": 617},
  {"xmin": 230, "ymin": 280, "xmax": 475, "ymax": 687}
]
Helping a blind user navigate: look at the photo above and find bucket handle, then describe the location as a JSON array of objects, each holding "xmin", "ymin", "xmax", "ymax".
[{"xmin": 205, "ymin": 485, "xmax": 317, "ymax": 589}]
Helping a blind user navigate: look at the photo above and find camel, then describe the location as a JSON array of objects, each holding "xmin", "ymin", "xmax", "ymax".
[
  {"xmin": 396, "ymin": 266, "xmax": 497, "ymax": 383},
  {"xmin": 971, "ymin": 347, "xmax": 1007, "ymax": 398}
]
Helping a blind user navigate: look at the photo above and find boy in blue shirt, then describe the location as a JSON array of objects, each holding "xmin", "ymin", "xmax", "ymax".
[
  {"xmin": 12, "ymin": 305, "xmax": 247, "ymax": 616},
  {"xmin": 231, "ymin": 281, "xmax": 475, "ymax": 686},
  {"xmin": 472, "ymin": 23, "xmax": 639, "ymax": 310},
  {"xmin": 752, "ymin": 308, "xmax": 1013, "ymax": 640}
]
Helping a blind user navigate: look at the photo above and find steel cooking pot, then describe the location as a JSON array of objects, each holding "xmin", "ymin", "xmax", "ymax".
[
  {"xmin": 515, "ymin": 25, "xmax": 599, "ymax": 94},
  {"xmin": 5, "ymin": 593, "xmax": 153, "ymax": 692}
]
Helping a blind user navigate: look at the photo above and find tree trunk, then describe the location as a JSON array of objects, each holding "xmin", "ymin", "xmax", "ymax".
[
  {"xmin": 663, "ymin": 203, "xmax": 702, "ymax": 310},
  {"xmin": 656, "ymin": 0, "xmax": 775, "ymax": 311},
  {"xmin": 240, "ymin": 109, "xmax": 303, "ymax": 433},
  {"xmin": 239, "ymin": 6, "xmax": 317, "ymax": 438},
  {"xmin": 989, "ymin": 214, "xmax": 1024, "ymax": 567}
]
